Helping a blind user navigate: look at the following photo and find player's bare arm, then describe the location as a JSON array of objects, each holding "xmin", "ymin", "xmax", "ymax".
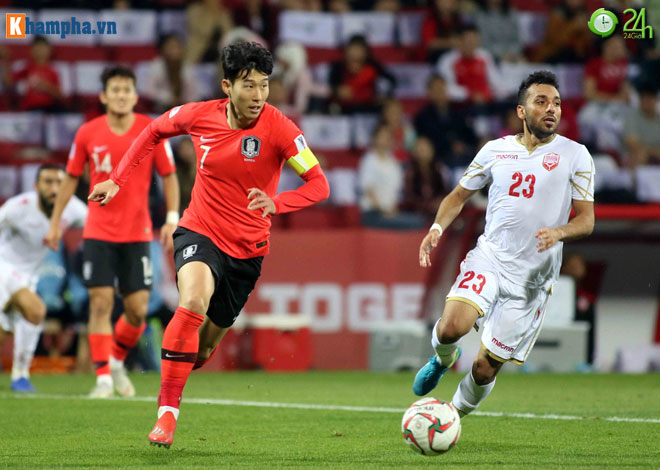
[
  {"xmin": 420, "ymin": 184, "xmax": 478, "ymax": 267},
  {"xmin": 535, "ymin": 199, "xmax": 594, "ymax": 253},
  {"xmin": 45, "ymin": 173, "xmax": 79, "ymax": 250},
  {"xmin": 88, "ymin": 179, "xmax": 120, "ymax": 207},
  {"xmin": 160, "ymin": 172, "xmax": 180, "ymax": 253},
  {"xmin": 247, "ymin": 188, "xmax": 276, "ymax": 218}
]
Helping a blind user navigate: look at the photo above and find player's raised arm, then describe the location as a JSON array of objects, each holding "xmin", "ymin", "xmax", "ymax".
[
  {"xmin": 89, "ymin": 104, "xmax": 192, "ymax": 206},
  {"xmin": 46, "ymin": 173, "xmax": 79, "ymax": 250},
  {"xmin": 419, "ymin": 184, "xmax": 478, "ymax": 267}
]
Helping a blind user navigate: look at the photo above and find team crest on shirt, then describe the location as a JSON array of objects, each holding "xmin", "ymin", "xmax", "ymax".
[
  {"xmin": 241, "ymin": 136, "xmax": 261, "ymax": 159},
  {"xmin": 542, "ymin": 153, "xmax": 560, "ymax": 171}
]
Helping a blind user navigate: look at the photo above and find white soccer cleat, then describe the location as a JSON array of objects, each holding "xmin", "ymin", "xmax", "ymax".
[
  {"xmin": 111, "ymin": 365, "xmax": 136, "ymax": 397},
  {"xmin": 89, "ymin": 381, "xmax": 114, "ymax": 399}
]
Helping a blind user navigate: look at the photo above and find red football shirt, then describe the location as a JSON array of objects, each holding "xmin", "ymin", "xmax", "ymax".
[
  {"xmin": 67, "ymin": 114, "xmax": 175, "ymax": 242},
  {"xmin": 585, "ymin": 57, "xmax": 628, "ymax": 95},
  {"xmin": 111, "ymin": 99, "xmax": 329, "ymax": 259},
  {"xmin": 12, "ymin": 61, "xmax": 60, "ymax": 110}
]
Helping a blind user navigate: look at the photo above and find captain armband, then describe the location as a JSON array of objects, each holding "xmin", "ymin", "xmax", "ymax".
[{"xmin": 286, "ymin": 134, "xmax": 319, "ymax": 176}]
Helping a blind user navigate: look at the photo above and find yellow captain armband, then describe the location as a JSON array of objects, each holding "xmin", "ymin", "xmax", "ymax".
[{"xmin": 286, "ymin": 147, "xmax": 319, "ymax": 176}]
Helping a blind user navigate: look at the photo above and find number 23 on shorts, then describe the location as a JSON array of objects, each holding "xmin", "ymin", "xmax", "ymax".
[{"xmin": 458, "ymin": 270, "xmax": 486, "ymax": 294}]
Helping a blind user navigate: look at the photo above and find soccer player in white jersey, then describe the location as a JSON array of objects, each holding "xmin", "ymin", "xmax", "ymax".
[
  {"xmin": 0, "ymin": 165, "xmax": 87, "ymax": 392},
  {"xmin": 412, "ymin": 71, "xmax": 595, "ymax": 416}
]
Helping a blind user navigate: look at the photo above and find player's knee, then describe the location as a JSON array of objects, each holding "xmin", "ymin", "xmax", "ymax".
[
  {"xmin": 437, "ymin": 316, "xmax": 468, "ymax": 343},
  {"xmin": 472, "ymin": 356, "xmax": 498, "ymax": 385},
  {"xmin": 124, "ymin": 304, "xmax": 148, "ymax": 324},
  {"xmin": 24, "ymin": 299, "xmax": 46, "ymax": 325},
  {"xmin": 179, "ymin": 295, "xmax": 209, "ymax": 316},
  {"xmin": 89, "ymin": 293, "xmax": 113, "ymax": 318}
]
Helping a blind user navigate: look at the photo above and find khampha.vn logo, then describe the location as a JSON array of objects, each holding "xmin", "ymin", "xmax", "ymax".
[{"xmin": 6, "ymin": 13, "xmax": 117, "ymax": 39}]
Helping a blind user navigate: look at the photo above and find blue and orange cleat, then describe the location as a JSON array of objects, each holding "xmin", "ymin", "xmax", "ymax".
[
  {"xmin": 148, "ymin": 411, "xmax": 177, "ymax": 449},
  {"xmin": 412, "ymin": 347, "xmax": 462, "ymax": 396},
  {"xmin": 11, "ymin": 377, "xmax": 35, "ymax": 393}
]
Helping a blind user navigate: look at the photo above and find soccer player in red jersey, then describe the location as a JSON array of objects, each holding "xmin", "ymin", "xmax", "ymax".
[
  {"xmin": 46, "ymin": 66, "xmax": 180, "ymax": 399},
  {"xmin": 89, "ymin": 42, "xmax": 330, "ymax": 448}
]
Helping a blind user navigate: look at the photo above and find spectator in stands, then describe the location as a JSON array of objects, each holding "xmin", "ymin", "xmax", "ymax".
[
  {"xmin": 578, "ymin": 35, "xmax": 631, "ymax": 152},
  {"xmin": 414, "ymin": 75, "xmax": 477, "ymax": 168},
  {"xmin": 474, "ymin": 0, "xmax": 523, "ymax": 63},
  {"xmin": 233, "ymin": 0, "xmax": 280, "ymax": 47},
  {"xmin": 497, "ymin": 108, "xmax": 522, "ymax": 138},
  {"xmin": 402, "ymin": 136, "xmax": 447, "ymax": 221},
  {"xmin": 173, "ymin": 137, "xmax": 197, "ymax": 215},
  {"xmin": 144, "ymin": 34, "xmax": 201, "ymax": 114},
  {"xmin": 358, "ymin": 124, "xmax": 424, "ymax": 229},
  {"xmin": 379, "ymin": 98, "xmax": 416, "ymax": 162},
  {"xmin": 634, "ymin": 46, "xmax": 660, "ymax": 92},
  {"xmin": 266, "ymin": 76, "xmax": 300, "ymax": 123},
  {"xmin": 1, "ymin": 36, "xmax": 62, "ymax": 112},
  {"xmin": 328, "ymin": 35, "xmax": 396, "ymax": 114},
  {"xmin": 273, "ymin": 42, "xmax": 329, "ymax": 115},
  {"xmin": 436, "ymin": 25, "xmax": 501, "ymax": 106},
  {"xmin": 185, "ymin": 0, "xmax": 234, "ymax": 63},
  {"xmin": 623, "ymin": 83, "xmax": 660, "ymax": 166},
  {"xmin": 421, "ymin": 0, "xmax": 466, "ymax": 63},
  {"xmin": 530, "ymin": 0, "xmax": 593, "ymax": 64}
]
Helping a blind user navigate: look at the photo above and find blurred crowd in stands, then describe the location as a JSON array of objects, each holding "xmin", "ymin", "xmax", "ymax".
[{"xmin": 0, "ymin": 0, "xmax": 659, "ymax": 225}]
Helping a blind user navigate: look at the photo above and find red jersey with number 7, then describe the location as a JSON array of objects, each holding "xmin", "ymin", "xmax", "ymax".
[
  {"xmin": 67, "ymin": 114, "xmax": 176, "ymax": 242},
  {"xmin": 110, "ymin": 99, "xmax": 329, "ymax": 259}
]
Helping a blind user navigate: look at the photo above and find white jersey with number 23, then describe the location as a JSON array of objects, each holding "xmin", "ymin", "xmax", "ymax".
[{"xmin": 459, "ymin": 134, "xmax": 595, "ymax": 289}]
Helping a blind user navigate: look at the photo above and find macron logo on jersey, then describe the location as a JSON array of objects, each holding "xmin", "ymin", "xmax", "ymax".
[{"xmin": 169, "ymin": 105, "xmax": 182, "ymax": 118}]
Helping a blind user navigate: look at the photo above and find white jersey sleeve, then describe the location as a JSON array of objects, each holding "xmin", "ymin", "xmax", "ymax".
[
  {"xmin": 460, "ymin": 141, "xmax": 495, "ymax": 191},
  {"xmin": 570, "ymin": 146, "xmax": 595, "ymax": 202}
]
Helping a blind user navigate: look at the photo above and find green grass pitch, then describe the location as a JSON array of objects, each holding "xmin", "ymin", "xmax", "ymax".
[{"xmin": 0, "ymin": 372, "xmax": 658, "ymax": 469}]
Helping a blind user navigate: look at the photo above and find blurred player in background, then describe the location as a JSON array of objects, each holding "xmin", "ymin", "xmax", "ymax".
[
  {"xmin": 46, "ymin": 66, "xmax": 180, "ymax": 399},
  {"xmin": 0, "ymin": 165, "xmax": 87, "ymax": 392},
  {"xmin": 413, "ymin": 71, "xmax": 595, "ymax": 416},
  {"xmin": 89, "ymin": 42, "xmax": 330, "ymax": 448}
]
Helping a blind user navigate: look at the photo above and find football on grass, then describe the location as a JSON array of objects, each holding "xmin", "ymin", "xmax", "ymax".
[{"xmin": 401, "ymin": 397, "xmax": 461, "ymax": 456}]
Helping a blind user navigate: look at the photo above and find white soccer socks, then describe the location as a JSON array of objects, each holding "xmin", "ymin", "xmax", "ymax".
[
  {"xmin": 431, "ymin": 319, "xmax": 460, "ymax": 367},
  {"xmin": 158, "ymin": 406, "xmax": 179, "ymax": 421},
  {"xmin": 452, "ymin": 371, "xmax": 496, "ymax": 417},
  {"xmin": 11, "ymin": 315, "xmax": 43, "ymax": 380}
]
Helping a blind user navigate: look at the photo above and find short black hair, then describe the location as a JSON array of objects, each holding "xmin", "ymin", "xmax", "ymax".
[
  {"xmin": 100, "ymin": 65, "xmax": 136, "ymax": 91},
  {"xmin": 31, "ymin": 35, "xmax": 49, "ymax": 46},
  {"xmin": 221, "ymin": 42, "xmax": 273, "ymax": 83},
  {"xmin": 35, "ymin": 164, "xmax": 62, "ymax": 182},
  {"xmin": 517, "ymin": 70, "xmax": 559, "ymax": 105}
]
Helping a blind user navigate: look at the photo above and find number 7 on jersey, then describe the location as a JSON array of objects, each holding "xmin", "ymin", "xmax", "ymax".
[{"xmin": 200, "ymin": 144, "xmax": 211, "ymax": 169}]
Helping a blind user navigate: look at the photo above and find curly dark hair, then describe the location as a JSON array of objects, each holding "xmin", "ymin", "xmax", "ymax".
[
  {"xmin": 517, "ymin": 71, "xmax": 559, "ymax": 105},
  {"xmin": 100, "ymin": 65, "xmax": 136, "ymax": 91},
  {"xmin": 221, "ymin": 42, "xmax": 274, "ymax": 83}
]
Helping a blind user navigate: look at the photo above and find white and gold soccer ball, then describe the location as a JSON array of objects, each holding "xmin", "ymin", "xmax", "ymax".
[{"xmin": 401, "ymin": 397, "xmax": 461, "ymax": 456}]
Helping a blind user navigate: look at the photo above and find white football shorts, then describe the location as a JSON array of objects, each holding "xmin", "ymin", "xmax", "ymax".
[
  {"xmin": 0, "ymin": 260, "xmax": 31, "ymax": 332},
  {"xmin": 446, "ymin": 246, "xmax": 551, "ymax": 365}
]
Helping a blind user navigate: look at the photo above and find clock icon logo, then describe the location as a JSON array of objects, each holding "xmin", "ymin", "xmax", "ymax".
[{"xmin": 588, "ymin": 8, "xmax": 619, "ymax": 37}]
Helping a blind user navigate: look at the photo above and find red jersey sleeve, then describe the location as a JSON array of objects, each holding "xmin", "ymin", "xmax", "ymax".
[
  {"xmin": 270, "ymin": 112, "xmax": 330, "ymax": 213},
  {"xmin": 153, "ymin": 139, "xmax": 176, "ymax": 176},
  {"xmin": 66, "ymin": 125, "xmax": 89, "ymax": 177},
  {"xmin": 111, "ymin": 103, "xmax": 195, "ymax": 186}
]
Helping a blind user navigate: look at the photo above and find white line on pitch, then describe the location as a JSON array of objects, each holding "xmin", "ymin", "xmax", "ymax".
[{"xmin": 3, "ymin": 393, "xmax": 660, "ymax": 424}]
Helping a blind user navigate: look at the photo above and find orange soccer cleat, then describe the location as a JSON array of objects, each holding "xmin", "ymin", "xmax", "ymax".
[{"xmin": 148, "ymin": 411, "xmax": 178, "ymax": 448}]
